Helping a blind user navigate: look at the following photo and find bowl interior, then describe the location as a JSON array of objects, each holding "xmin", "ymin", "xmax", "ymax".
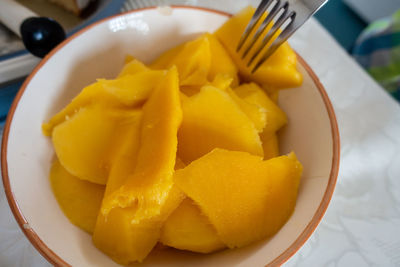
[{"xmin": 2, "ymin": 7, "xmax": 338, "ymax": 267}]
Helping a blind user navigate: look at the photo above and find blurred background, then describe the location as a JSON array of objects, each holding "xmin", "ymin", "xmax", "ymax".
[{"xmin": 0, "ymin": 0, "xmax": 399, "ymax": 125}]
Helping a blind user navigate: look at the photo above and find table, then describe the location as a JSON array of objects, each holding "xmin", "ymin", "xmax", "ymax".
[{"xmin": 1, "ymin": 2, "xmax": 400, "ymax": 266}]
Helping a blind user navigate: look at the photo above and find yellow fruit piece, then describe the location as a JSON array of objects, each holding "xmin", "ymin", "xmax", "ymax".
[
  {"xmin": 210, "ymin": 73, "xmax": 233, "ymax": 91},
  {"xmin": 150, "ymin": 43, "xmax": 184, "ymax": 70},
  {"xmin": 214, "ymin": 6, "xmax": 302, "ymax": 88},
  {"xmin": 160, "ymin": 198, "xmax": 225, "ymax": 253},
  {"xmin": 93, "ymin": 110, "xmax": 182, "ymax": 265},
  {"xmin": 87, "ymin": 115, "xmax": 143, "ymax": 259},
  {"xmin": 50, "ymin": 159, "xmax": 105, "ymax": 234},
  {"xmin": 52, "ymin": 105, "xmax": 138, "ymax": 184},
  {"xmin": 175, "ymin": 157, "xmax": 186, "ymax": 170},
  {"xmin": 93, "ymin": 67, "xmax": 184, "ymax": 263},
  {"xmin": 177, "ymin": 85, "xmax": 263, "ymax": 163},
  {"xmin": 151, "ymin": 34, "xmax": 238, "ymax": 88},
  {"xmin": 206, "ymin": 33, "xmax": 239, "ymax": 87},
  {"xmin": 180, "ymin": 85, "xmax": 202, "ymax": 97},
  {"xmin": 180, "ymin": 73, "xmax": 233, "ymax": 97},
  {"xmin": 174, "ymin": 148, "xmax": 302, "ymax": 248},
  {"xmin": 260, "ymin": 132, "xmax": 279, "ymax": 160},
  {"xmin": 117, "ymin": 58, "xmax": 149, "ymax": 77},
  {"xmin": 96, "ymin": 72, "xmax": 165, "ymax": 107},
  {"xmin": 234, "ymin": 83, "xmax": 287, "ymax": 133},
  {"xmin": 42, "ymin": 69, "xmax": 165, "ymax": 135},
  {"xmin": 226, "ymin": 87, "xmax": 266, "ymax": 132},
  {"xmin": 124, "ymin": 54, "xmax": 135, "ymax": 64},
  {"xmin": 93, "ymin": 185, "xmax": 184, "ymax": 265},
  {"xmin": 103, "ymin": 66, "xmax": 182, "ymax": 215},
  {"xmin": 103, "ymin": 110, "xmax": 143, "ymax": 196},
  {"xmin": 269, "ymin": 90, "xmax": 280, "ymax": 103},
  {"xmin": 151, "ymin": 36, "xmax": 211, "ymax": 86},
  {"xmin": 94, "ymin": 206, "xmax": 154, "ymax": 265}
]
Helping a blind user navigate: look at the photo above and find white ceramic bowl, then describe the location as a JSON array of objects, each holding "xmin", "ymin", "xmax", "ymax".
[{"xmin": 1, "ymin": 6, "xmax": 340, "ymax": 267}]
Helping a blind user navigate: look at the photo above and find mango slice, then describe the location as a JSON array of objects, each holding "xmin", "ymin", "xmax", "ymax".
[
  {"xmin": 174, "ymin": 149, "xmax": 302, "ymax": 248},
  {"xmin": 269, "ymin": 91, "xmax": 280, "ymax": 103},
  {"xmin": 175, "ymin": 157, "xmax": 186, "ymax": 170},
  {"xmin": 260, "ymin": 132, "xmax": 279, "ymax": 160},
  {"xmin": 151, "ymin": 36, "xmax": 211, "ymax": 87},
  {"xmin": 151, "ymin": 34, "xmax": 238, "ymax": 89},
  {"xmin": 50, "ymin": 159, "xmax": 105, "ymax": 234},
  {"xmin": 93, "ymin": 186, "xmax": 184, "ymax": 265},
  {"xmin": 210, "ymin": 73, "xmax": 234, "ymax": 91},
  {"xmin": 226, "ymin": 87, "xmax": 266, "ymax": 132},
  {"xmin": 117, "ymin": 58, "xmax": 149, "ymax": 77},
  {"xmin": 103, "ymin": 110, "xmax": 143, "ymax": 196},
  {"xmin": 214, "ymin": 6, "xmax": 302, "ymax": 88},
  {"xmin": 52, "ymin": 105, "xmax": 139, "ymax": 184},
  {"xmin": 180, "ymin": 73, "xmax": 234, "ymax": 97},
  {"xmin": 177, "ymin": 85, "xmax": 263, "ymax": 163},
  {"xmin": 93, "ymin": 67, "xmax": 184, "ymax": 263},
  {"xmin": 206, "ymin": 33, "xmax": 239, "ymax": 87},
  {"xmin": 160, "ymin": 198, "xmax": 225, "ymax": 253},
  {"xmin": 234, "ymin": 83, "xmax": 287, "ymax": 133},
  {"xmin": 93, "ymin": 111, "xmax": 184, "ymax": 264},
  {"xmin": 43, "ymin": 70, "xmax": 165, "ymax": 135},
  {"xmin": 150, "ymin": 43, "xmax": 184, "ymax": 70}
]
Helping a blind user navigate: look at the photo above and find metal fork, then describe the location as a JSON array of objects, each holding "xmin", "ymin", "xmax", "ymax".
[{"xmin": 237, "ymin": 0, "xmax": 328, "ymax": 73}]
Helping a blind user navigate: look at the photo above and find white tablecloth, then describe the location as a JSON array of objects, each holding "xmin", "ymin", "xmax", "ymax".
[{"xmin": 1, "ymin": 1, "xmax": 400, "ymax": 266}]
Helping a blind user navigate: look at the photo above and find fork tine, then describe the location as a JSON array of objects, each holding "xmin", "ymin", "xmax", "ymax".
[
  {"xmin": 236, "ymin": 0, "xmax": 272, "ymax": 52},
  {"xmin": 252, "ymin": 11, "xmax": 296, "ymax": 73},
  {"xmin": 241, "ymin": 0, "xmax": 280, "ymax": 59},
  {"xmin": 247, "ymin": 1, "xmax": 289, "ymax": 67}
]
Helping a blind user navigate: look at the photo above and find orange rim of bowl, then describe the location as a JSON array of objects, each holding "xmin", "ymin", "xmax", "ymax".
[{"xmin": 1, "ymin": 5, "xmax": 340, "ymax": 267}]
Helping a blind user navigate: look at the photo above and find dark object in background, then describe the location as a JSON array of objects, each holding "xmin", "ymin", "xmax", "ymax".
[{"xmin": 20, "ymin": 17, "xmax": 66, "ymax": 58}]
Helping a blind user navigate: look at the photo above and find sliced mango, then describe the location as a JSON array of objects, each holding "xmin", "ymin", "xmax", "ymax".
[
  {"xmin": 103, "ymin": 110, "xmax": 143, "ymax": 196},
  {"xmin": 117, "ymin": 58, "xmax": 149, "ymax": 77},
  {"xmin": 174, "ymin": 149, "xmax": 302, "ymax": 248},
  {"xmin": 150, "ymin": 43, "xmax": 184, "ymax": 70},
  {"xmin": 180, "ymin": 73, "xmax": 233, "ymax": 97},
  {"xmin": 124, "ymin": 54, "xmax": 135, "ymax": 64},
  {"xmin": 180, "ymin": 85, "xmax": 203, "ymax": 97},
  {"xmin": 93, "ymin": 110, "xmax": 183, "ymax": 265},
  {"xmin": 269, "ymin": 91, "xmax": 280, "ymax": 103},
  {"xmin": 234, "ymin": 83, "xmax": 287, "ymax": 133},
  {"xmin": 52, "ymin": 105, "xmax": 139, "ymax": 184},
  {"xmin": 210, "ymin": 73, "xmax": 233, "ymax": 91},
  {"xmin": 151, "ymin": 36, "xmax": 211, "ymax": 87},
  {"xmin": 93, "ymin": 185, "xmax": 184, "ymax": 265},
  {"xmin": 226, "ymin": 87, "xmax": 266, "ymax": 132},
  {"xmin": 206, "ymin": 33, "xmax": 239, "ymax": 87},
  {"xmin": 175, "ymin": 157, "xmax": 186, "ymax": 170},
  {"xmin": 93, "ymin": 67, "xmax": 184, "ymax": 263},
  {"xmin": 50, "ymin": 159, "xmax": 105, "ymax": 234},
  {"xmin": 151, "ymin": 33, "xmax": 238, "ymax": 89},
  {"xmin": 214, "ymin": 6, "xmax": 302, "ymax": 88},
  {"xmin": 260, "ymin": 132, "xmax": 279, "ymax": 160},
  {"xmin": 177, "ymin": 85, "xmax": 263, "ymax": 163},
  {"xmin": 43, "ymin": 69, "xmax": 165, "ymax": 135},
  {"xmin": 160, "ymin": 198, "xmax": 225, "ymax": 253}
]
